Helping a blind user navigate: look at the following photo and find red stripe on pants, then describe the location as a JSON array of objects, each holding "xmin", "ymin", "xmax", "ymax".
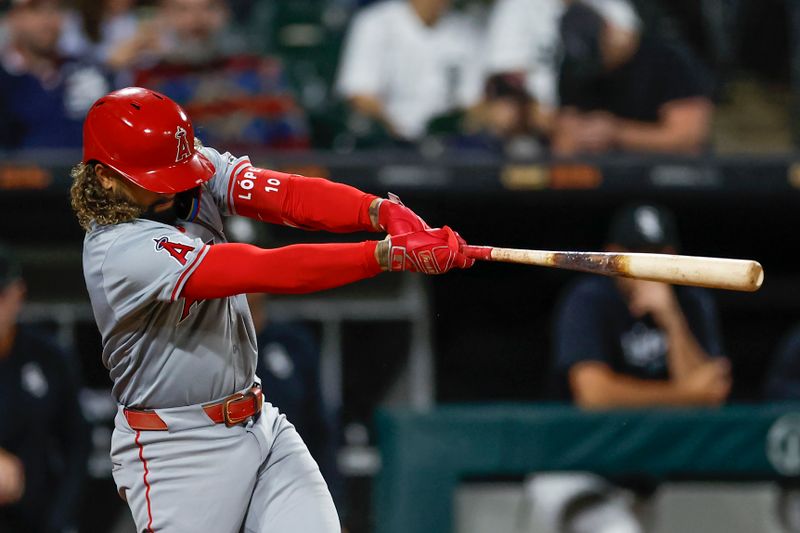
[{"xmin": 135, "ymin": 430, "xmax": 155, "ymax": 532}]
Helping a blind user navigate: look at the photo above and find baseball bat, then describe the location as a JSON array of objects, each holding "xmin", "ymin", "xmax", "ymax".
[{"xmin": 462, "ymin": 245, "xmax": 764, "ymax": 292}]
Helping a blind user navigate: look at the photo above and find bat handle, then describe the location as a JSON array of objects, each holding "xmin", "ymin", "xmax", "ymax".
[{"xmin": 462, "ymin": 245, "xmax": 493, "ymax": 261}]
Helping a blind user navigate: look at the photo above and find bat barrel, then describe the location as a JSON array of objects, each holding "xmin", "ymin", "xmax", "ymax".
[{"xmin": 620, "ymin": 253, "xmax": 764, "ymax": 292}]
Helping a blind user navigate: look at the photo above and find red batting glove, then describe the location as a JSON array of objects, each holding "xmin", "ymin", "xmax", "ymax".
[
  {"xmin": 378, "ymin": 193, "xmax": 430, "ymax": 235},
  {"xmin": 387, "ymin": 226, "xmax": 475, "ymax": 274}
]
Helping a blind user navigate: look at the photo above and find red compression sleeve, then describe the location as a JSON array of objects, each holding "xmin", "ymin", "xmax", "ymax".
[
  {"xmin": 229, "ymin": 166, "xmax": 379, "ymax": 233},
  {"xmin": 182, "ymin": 242, "xmax": 382, "ymax": 300}
]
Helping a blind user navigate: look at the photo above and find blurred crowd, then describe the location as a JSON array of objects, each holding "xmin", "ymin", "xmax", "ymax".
[{"xmin": 0, "ymin": 0, "xmax": 735, "ymax": 156}]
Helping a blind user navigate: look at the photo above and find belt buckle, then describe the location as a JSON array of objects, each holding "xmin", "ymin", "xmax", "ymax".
[{"xmin": 222, "ymin": 388, "xmax": 262, "ymax": 427}]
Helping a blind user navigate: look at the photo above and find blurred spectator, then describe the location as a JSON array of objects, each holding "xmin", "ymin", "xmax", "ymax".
[
  {"xmin": 84, "ymin": 0, "xmax": 247, "ymax": 76},
  {"xmin": 127, "ymin": 0, "xmax": 309, "ymax": 150},
  {"xmin": 553, "ymin": 1, "xmax": 714, "ymax": 155},
  {"xmin": 147, "ymin": 0, "xmax": 246, "ymax": 66},
  {"xmin": 247, "ymin": 293, "xmax": 347, "ymax": 524},
  {"xmin": 58, "ymin": 0, "xmax": 139, "ymax": 73},
  {"xmin": 0, "ymin": 0, "xmax": 111, "ymax": 150},
  {"xmin": 554, "ymin": 203, "xmax": 729, "ymax": 406},
  {"xmin": 335, "ymin": 0, "xmax": 485, "ymax": 143},
  {"xmin": 483, "ymin": 0, "xmax": 638, "ymax": 140},
  {"xmin": 524, "ymin": 204, "xmax": 729, "ymax": 533},
  {"xmin": 0, "ymin": 243, "xmax": 90, "ymax": 533}
]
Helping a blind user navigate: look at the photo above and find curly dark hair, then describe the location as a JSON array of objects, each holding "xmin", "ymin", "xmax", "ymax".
[{"xmin": 70, "ymin": 163, "xmax": 142, "ymax": 231}]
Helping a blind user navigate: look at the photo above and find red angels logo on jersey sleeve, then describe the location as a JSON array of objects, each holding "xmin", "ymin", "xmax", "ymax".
[
  {"xmin": 154, "ymin": 237, "xmax": 195, "ymax": 265},
  {"xmin": 175, "ymin": 126, "xmax": 192, "ymax": 163}
]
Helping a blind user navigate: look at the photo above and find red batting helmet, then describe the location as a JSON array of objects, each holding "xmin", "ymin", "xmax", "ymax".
[{"xmin": 82, "ymin": 87, "xmax": 214, "ymax": 194}]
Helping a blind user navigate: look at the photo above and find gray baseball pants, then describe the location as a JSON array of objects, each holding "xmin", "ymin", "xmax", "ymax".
[{"xmin": 110, "ymin": 401, "xmax": 340, "ymax": 532}]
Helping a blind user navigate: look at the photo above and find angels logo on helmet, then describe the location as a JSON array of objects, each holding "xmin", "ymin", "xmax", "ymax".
[{"xmin": 175, "ymin": 126, "xmax": 192, "ymax": 163}]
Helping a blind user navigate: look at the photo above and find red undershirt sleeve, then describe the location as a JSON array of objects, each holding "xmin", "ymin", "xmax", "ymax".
[
  {"xmin": 229, "ymin": 166, "xmax": 379, "ymax": 233},
  {"xmin": 181, "ymin": 241, "xmax": 383, "ymax": 300}
]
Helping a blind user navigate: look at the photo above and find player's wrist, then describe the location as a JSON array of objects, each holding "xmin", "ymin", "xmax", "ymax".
[
  {"xmin": 374, "ymin": 238, "xmax": 390, "ymax": 271},
  {"xmin": 369, "ymin": 197, "xmax": 383, "ymax": 231}
]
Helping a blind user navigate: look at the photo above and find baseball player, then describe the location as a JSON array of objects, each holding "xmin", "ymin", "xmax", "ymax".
[{"xmin": 70, "ymin": 87, "xmax": 473, "ymax": 533}]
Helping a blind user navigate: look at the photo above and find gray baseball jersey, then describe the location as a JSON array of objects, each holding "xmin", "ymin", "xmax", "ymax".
[{"xmin": 83, "ymin": 146, "xmax": 258, "ymax": 408}]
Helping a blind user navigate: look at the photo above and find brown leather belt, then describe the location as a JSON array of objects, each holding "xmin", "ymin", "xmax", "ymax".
[{"xmin": 124, "ymin": 386, "xmax": 264, "ymax": 431}]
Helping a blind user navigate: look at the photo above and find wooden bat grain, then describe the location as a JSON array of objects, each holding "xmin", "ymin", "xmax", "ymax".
[{"xmin": 462, "ymin": 246, "xmax": 764, "ymax": 292}]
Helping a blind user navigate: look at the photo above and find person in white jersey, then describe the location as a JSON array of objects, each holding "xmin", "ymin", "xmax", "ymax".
[{"xmin": 336, "ymin": 0, "xmax": 485, "ymax": 142}]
